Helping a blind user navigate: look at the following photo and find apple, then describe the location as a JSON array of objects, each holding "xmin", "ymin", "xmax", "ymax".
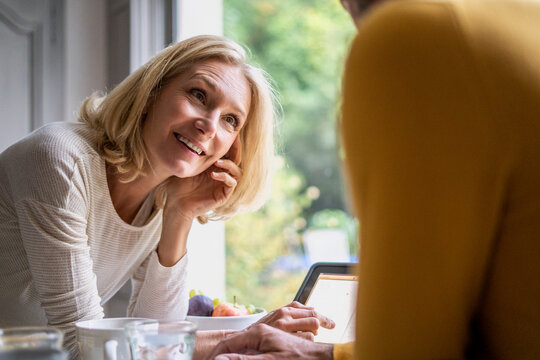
[{"xmin": 212, "ymin": 302, "xmax": 249, "ymax": 317}]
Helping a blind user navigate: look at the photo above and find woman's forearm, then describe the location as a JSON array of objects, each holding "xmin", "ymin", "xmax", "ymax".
[{"xmin": 157, "ymin": 209, "xmax": 193, "ymax": 267}]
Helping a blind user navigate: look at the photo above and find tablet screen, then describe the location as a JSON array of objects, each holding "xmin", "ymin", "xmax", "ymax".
[{"xmin": 305, "ymin": 273, "xmax": 358, "ymax": 344}]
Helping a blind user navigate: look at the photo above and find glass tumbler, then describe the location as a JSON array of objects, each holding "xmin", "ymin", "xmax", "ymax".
[
  {"xmin": 124, "ymin": 320, "xmax": 196, "ymax": 360},
  {"xmin": 0, "ymin": 326, "xmax": 67, "ymax": 360}
]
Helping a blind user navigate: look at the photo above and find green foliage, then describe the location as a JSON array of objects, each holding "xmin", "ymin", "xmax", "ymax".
[
  {"xmin": 225, "ymin": 156, "xmax": 313, "ymax": 310},
  {"xmin": 224, "ymin": 0, "xmax": 356, "ymax": 215},
  {"xmin": 224, "ymin": 0, "xmax": 357, "ymax": 311},
  {"xmin": 307, "ymin": 209, "xmax": 359, "ymax": 256},
  {"xmin": 309, "ymin": 208, "xmax": 353, "ymax": 229}
]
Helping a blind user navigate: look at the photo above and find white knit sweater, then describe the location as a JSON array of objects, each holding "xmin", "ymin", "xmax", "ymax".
[{"xmin": 0, "ymin": 122, "xmax": 189, "ymax": 358}]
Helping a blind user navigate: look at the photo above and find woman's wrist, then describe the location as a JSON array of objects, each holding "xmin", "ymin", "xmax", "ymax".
[{"xmin": 157, "ymin": 208, "xmax": 193, "ymax": 267}]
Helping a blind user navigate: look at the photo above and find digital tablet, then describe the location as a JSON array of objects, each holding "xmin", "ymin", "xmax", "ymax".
[{"xmin": 294, "ymin": 262, "xmax": 358, "ymax": 344}]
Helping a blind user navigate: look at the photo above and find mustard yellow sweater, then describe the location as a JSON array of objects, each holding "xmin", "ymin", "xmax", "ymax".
[{"xmin": 337, "ymin": 0, "xmax": 540, "ymax": 358}]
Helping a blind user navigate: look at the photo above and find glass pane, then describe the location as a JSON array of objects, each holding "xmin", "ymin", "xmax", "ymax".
[{"xmin": 223, "ymin": 0, "xmax": 356, "ymax": 312}]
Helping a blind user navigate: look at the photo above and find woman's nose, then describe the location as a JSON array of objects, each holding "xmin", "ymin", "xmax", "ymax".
[{"xmin": 194, "ymin": 110, "xmax": 220, "ymax": 138}]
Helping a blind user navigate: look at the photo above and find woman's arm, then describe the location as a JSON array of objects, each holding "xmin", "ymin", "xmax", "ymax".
[
  {"xmin": 127, "ymin": 208, "xmax": 191, "ymax": 320},
  {"xmin": 16, "ymin": 199, "xmax": 103, "ymax": 357},
  {"xmin": 156, "ymin": 136, "xmax": 242, "ymax": 267},
  {"xmin": 8, "ymin": 144, "xmax": 105, "ymax": 359},
  {"xmin": 129, "ymin": 139, "xmax": 243, "ymax": 320}
]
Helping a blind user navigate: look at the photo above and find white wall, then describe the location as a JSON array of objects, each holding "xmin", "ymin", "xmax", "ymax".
[
  {"xmin": 64, "ymin": 0, "xmax": 107, "ymax": 123},
  {"xmin": 186, "ymin": 221, "xmax": 226, "ymax": 299},
  {"xmin": 176, "ymin": 0, "xmax": 223, "ymax": 40}
]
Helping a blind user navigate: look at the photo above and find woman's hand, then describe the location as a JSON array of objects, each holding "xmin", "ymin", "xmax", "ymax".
[
  {"xmin": 250, "ymin": 301, "xmax": 335, "ymax": 341},
  {"xmin": 166, "ymin": 136, "xmax": 242, "ymax": 222},
  {"xmin": 157, "ymin": 137, "xmax": 242, "ymax": 267}
]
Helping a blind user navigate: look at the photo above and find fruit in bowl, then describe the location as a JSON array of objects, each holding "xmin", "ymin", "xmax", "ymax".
[
  {"xmin": 212, "ymin": 301, "xmax": 249, "ymax": 317},
  {"xmin": 186, "ymin": 291, "xmax": 267, "ymax": 331},
  {"xmin": 188, "ymin": 294, "xmax": 214, "ymax": 316}
]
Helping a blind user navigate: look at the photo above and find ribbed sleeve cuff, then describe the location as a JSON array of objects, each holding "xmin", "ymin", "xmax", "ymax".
[{"xmin": 131, "ymin": 251, "xmax": 189, "ymax": 319}]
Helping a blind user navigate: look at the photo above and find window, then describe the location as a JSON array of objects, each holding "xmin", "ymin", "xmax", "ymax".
[{"xmin": 223, "ymin": 0, "xmax": 356, "ymax": 311}]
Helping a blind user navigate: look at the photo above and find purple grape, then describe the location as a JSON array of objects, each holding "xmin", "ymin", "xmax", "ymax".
[{"xmin": 188, "ymin": 294, "xmax": 214, "ymax": 316}]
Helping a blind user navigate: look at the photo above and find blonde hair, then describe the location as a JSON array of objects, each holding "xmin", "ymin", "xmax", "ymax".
[{"xmin": 79, "ymin": 35, "xmax": 277, "ymax": 223}]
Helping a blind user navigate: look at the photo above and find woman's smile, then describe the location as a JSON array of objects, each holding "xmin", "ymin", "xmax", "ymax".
[{"xmin": 174, "ymin": 132, "xmax": 205, "ymax": 156}]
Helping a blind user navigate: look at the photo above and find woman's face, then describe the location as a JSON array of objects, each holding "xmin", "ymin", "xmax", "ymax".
[{"xmin": 142, "ymin": 59, "xmax": 251, "ymax": 180}]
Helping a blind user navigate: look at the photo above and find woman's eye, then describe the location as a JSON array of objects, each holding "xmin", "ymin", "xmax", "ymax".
[
  {"xmin": 190, "ymin": 88, "xmax": 206, "ymax": 103},
  {"xmin": 224, "ymin": 115, "xmax": 239, "ymax": 128}
]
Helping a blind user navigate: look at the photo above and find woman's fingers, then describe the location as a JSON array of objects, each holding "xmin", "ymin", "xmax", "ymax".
[
  {"xmin": 211, "ymin": 138, "xmax": 243, "ymax": 194},
  {"xmin": 225, "ymin": 135, "xmax": 243, "ymax": 165},
  {"xmin": 211, "ymin": 157, "xmax": 242, "ymax": 199},
  {"xmin": 211, "ymin": 171, "xmax": 238, "ymax": 188},
  {"xmin": 214, "ymin": 158, "xmax": 243, "ymax": 179}
]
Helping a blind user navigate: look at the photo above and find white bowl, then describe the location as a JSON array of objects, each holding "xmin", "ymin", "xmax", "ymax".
[{"xmin": 186, "ymin": 309, "xmax": 267, "ymax": 331}]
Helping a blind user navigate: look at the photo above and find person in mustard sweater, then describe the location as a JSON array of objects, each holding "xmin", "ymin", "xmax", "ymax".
[{"xmin": 206, "ymin": 0, "xmax": 540, "ymax": 359}]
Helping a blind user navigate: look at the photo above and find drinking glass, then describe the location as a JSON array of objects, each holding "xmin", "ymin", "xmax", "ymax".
[
  {"xmin": 0, "ymin": 326, "xmax": 67, "ymax": 360},
  {"xmin": 124, "ymin": 320, "xmax": 196, "ymax": 360}
]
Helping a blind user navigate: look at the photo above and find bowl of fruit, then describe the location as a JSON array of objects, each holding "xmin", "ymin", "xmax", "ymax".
[{"xmin": 186, "ymin": 290, "xmax": 267, "ymax": 331}]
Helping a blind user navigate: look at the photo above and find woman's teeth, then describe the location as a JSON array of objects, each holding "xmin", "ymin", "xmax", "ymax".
[{"xmin": 176, "ymin": 134, "xmax": 203, "ymax": 155}]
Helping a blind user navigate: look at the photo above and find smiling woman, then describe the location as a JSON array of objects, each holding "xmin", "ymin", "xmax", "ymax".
[
  {"xmin": 141, "ymin": 60, "xmax": 250, "ymax": 182},
  {"xmin": 82, "ymin": 35, "xmax": 276, "ymax": 224},
  {"xmin": 0, "ymin": 35, "xmax": 327, "ymax": 359}
]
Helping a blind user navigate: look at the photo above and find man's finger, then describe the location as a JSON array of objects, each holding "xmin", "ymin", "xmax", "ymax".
[
  {"xmin": 277, "ymin": 317, "xmax": 321, "ymax": 334},
  {"xmin": 287, "ymin": 308, "xmax": 335, "ymax": 329},
  {"xmin": 294, "ymin": 331, "xmax": 316, "ymax": 341},
  {"xmin": 215, "ymin": 354, "xmax": 268, "ymax": 360},
  {"xmin": 288, "ymin": 301, "xmax": 314, "ymax": 310},
  {"xmin": 210, "ymin": 325, "xmax": 268, "ymax": 357}
]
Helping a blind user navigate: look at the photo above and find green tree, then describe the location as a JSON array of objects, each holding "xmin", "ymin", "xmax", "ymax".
[
  {"xmin": 224, "ymin": 0, "xmax": 355, "ymax": 215},
  {"xmin": 223, "ymin": 0, "xmax": 356, "ymax": 310},
  {"xmin": 225, "ymin": 156, "xmax": 314, "ymax": 310}
]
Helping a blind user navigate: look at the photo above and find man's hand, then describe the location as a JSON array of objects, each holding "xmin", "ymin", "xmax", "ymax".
[
  {"xmin": 252, "ymin": 301, "xmax": 335, "ymax": 340},
  {"xmin": 206, "ymin": 324, "xmax": 334, "ymax": 360}
]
